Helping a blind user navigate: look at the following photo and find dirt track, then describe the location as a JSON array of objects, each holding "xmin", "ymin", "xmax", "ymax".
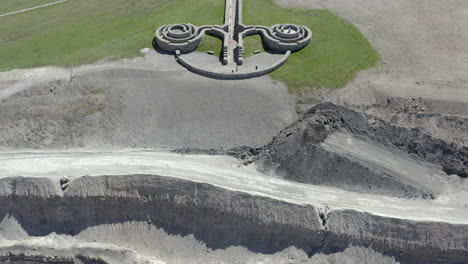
[{"xmin": 0, "ymin": 150, "xmax": 466, "ymax": 224}]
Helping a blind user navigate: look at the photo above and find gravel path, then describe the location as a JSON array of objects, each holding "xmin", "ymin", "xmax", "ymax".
[{"xmin": 0, "ymin": 150, "xmax": 467, "ymax": 224}]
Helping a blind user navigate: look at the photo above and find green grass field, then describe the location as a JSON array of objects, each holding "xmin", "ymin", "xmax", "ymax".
[
  {"xmin": 243, "ymin": 35, "xmax": 265, "ymax": 57},
  {"xmin": 197, "ymin": 35, "xmax": 223, "ymax": 57},
  {"xmin": 0, "ymin": 0, "xmax": 57, "ymax": 14},
  {"xmin": 0, "ymin": 0, "xmax": 379, "ymax": 95},
  {"xmin": 0, "ymin": 0, "xmax": 224, "ymax": 70},
  {"xmin": 244, "ymin": 0, "xmax": 380, "ymax": 93}
]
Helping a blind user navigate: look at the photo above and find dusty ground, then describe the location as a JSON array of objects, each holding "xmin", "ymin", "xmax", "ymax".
[
  {"xmin": 2, "ymin": 0, "xmax": 467, "ymax": 149},
  {"xmin": 278, "ymin": 0, "xmax": 468, "ymax": 147},
  {"xmin": 0, "ymin": 52, "xmax": 297, "ymax": 150},
  {"xmin": 277, "ymin": 0, "xmax": 468, "ymax": 103}
]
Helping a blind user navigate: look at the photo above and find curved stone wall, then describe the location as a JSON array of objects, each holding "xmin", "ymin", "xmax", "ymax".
[
  {"xmin": 204, "ymin": 27, "xmax": 230, "ymax": 64},
  {"xmin": 155, "ymin": 24, "xmax": 230, "ymax": 63},
  {"xmin": 242, "ymin": 24, "xmax": 312, "ymax": 53},
  {"xmin": 155, "ymin": 23, "xmax": 204, "ymax": 53},
  {"xmin": 155, "ymin": 23, "xmax": 312, "ymax": 57},
  {"xmin": 153, "ymin": 0, "xmax": 312, "ymax": 78},
  {"xmin": 176, "ymin": 51, "xmax": 291, "ymax": 79}
]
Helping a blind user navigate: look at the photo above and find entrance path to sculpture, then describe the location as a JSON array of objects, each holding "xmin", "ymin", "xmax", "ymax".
[{"xmin": 226, "ymin": 0, "xmax": 237, "ymax": 64}]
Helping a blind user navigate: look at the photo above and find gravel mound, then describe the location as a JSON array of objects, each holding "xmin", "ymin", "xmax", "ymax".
[{"xmin": 254, "ymin": 103, "xmax": 467, "ymax": 198}]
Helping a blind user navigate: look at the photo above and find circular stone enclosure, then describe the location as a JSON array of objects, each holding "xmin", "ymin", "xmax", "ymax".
[{"xmin": 155, "ymin": 23, "xmax": 203, "ymax": 53}]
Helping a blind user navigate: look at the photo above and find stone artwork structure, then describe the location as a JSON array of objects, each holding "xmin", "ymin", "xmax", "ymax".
[{"xmin": 155, "ymin": 0, "xmax": 312, "ymax": 79}]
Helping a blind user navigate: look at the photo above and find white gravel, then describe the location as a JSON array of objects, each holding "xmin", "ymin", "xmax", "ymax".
[{"xmin": 0, "ymin": 150, "xmax": 466, "ymax": 224}]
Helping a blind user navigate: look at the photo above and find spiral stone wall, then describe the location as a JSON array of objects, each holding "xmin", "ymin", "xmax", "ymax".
[
  {"xmin": 155, "ymin": 23, "xmax": 311, "ymax": 56},
  {"xmin": 155, "ymin": 23, "xmax": 204, "ymax": 53},
  {"xmin": 153, "ymin": 0, "xmax": 312, "ymax": 78},
  {"xmin": 265, "ymin": 24, "xmax": 312, "ymax": 52},
  {"xmin": 242, "ymin": 24, "xmax": 312, "ymax": 53}
]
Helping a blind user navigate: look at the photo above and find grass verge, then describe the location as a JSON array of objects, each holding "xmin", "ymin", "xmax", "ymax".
[
  {"xmin": 243, "ymin": 34, "xmax": 265, "ymax": 57},
  {"xmin": 197, "ymin": 35, "xmax": 223, "ymax": 57}
]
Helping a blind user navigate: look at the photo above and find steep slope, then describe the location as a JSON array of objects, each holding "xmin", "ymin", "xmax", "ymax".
[
  {"xmin": 255, "ymin": 103, "xmax": 467, "ymax": 198},
  {"xmin": 0, "ymin": 175, "xmax": 467, "ymax": 263}
]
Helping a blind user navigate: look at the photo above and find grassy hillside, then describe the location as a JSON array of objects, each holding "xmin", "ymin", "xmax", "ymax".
[
  {"xmin": 244, "ymin": 0, "xmax": 380, "ymax": 94},
  {"xmin": 0, "ymin": 0, "xmax": 224, "ymax": 70},
  {"xmin": 0, "ymin": 0, "xmax": 378, "ymax": 94}
]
